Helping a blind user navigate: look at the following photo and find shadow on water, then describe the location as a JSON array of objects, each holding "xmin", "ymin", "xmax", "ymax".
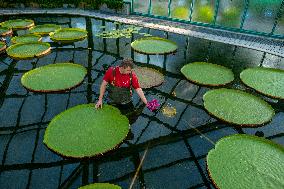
[{"xmin": 0, "ymin": 14, "xmax": 284, "ymax": 189}]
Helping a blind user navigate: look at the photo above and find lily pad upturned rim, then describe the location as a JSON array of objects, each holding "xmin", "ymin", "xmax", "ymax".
[
  {"xmin": 11, "ymin": 34, "xmax": 42, "ymax": 44},
  {"xmin": 0, "ymin": 19, "xmax": 35, "ymax": 30},
  {"xmin": 206, "ymin": 134, "xmax": 284, "ymax": 189},
  {"xmin": 240, "ymin": 67, "xmax": 284, "ymax": 100},
  {"xmin": 181, "ymin": 62, "xmax": 235, "ymax": 86},
  {"xmin": 21, "ymin": 63, "xmax": 87, "ymax": 93},
  {"xmin": 29, "ymin": 24, "xmax": 62, "ymax": 35},
  {"xmin": 43, "ymin": 104, "xmax": 130, "ymax": 159},
  {"xmin": 131, "ymin": 36, "xmax": 178, "ymax": 55},
  {"xmin": 49, "ymin": 28, "xmax": 88, "ymax": 42},
  {"xmin": 0, "ymin": 41, "xmax": 6, "ymax": 52},
  {"xmin": 203, "ymin": 88, "xmax": 275, "ymax": 127},
  {"xmin": 0, "ymin": 27, "xmax": 13, "ymax": 36},
  {"xmin": 78, "ymin": 183, "xmax": 122, "ymax": 189},
  {"xmin": 134, "ymin": 66, "xmax": 165, "ymax": 88},
  {"xmin": 6, "ymin": 42, "xmax": 51, "ymax": 60}
]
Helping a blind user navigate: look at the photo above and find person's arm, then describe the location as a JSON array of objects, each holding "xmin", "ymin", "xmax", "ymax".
[
  {"xmin": 96, "ymin": 80, "xmax": 108, "ymax": 108},
  {"xmin": 135, "ymin": 88, "xmax": 147, "ymax": 105}
]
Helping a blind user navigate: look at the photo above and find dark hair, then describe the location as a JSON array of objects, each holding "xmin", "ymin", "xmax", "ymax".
[{"xmin": 120, "ymin": 58, "xmax": 134, "ymax": 69}]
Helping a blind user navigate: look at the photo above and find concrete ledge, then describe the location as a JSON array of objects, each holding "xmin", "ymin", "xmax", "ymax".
[{"xmin": 0, "ymin": 8, "xmax": 283, "ymax": 57}]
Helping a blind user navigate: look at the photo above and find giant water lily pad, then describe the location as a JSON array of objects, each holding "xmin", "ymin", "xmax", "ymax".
[
  {"xmin": 21, "ymin": 63, "xmax": 87, "ymax": 92},
  {"xmin": 0, "ymin": 19, "xmax": 34, "ymax": 30},
  {"xmin": 79, "ymin": 183, "xmax": 122, "ymax": 189},
  {"xmin": 50, "ymin": 28, "xmax": 88, "ymax": 43},
  {"xmin": 6, "ymin": 42, "xmax": 51, "ymax": 60},
  {"xmin": 0, "ymin": 41, "xmax": 6, "ymax": 52},
  {"xmin": 0, "ymin": 27, "xmax": 12, "ymax": 36},
  {"xmin": 134, "ymin": 66, "xmax": 164, "ymax": 88},
  {"xmin": 240, "ymin": 67, "xmax": 284, "ymax": 99},
  {"xmin": 44, "ymin": 104, "xmax": 129, "ymax": 158},
  {"xmin": 29, "ymin": 24, "xmax": 61, "ymax": 35},
  {"xmin": 181, "ymin": 62, "xmax": 234, "ymax": 86},
  {"xmin": 95, "ymin": 25, "xmax": 143, "ymax": 39},
  {"xmin": 203, "ymin": 88, "xmax": 275, "ymax": 126},
  {"xmin": 11, "ymin": 34, "xmax": 42, "ymax": 44},
  {"xmin": 131, "ymin": 37, "xmax": 178, "ymax": 55},
  {"xmin": 207, "ymin": 134, "xmax": 284, "ymax": 189}
]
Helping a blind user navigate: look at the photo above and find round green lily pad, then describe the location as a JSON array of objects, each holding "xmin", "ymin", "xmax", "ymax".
[
  {"xmin": 43, "ymin": 104, "xmax": 129, "ymax": 158},
  {"xmin": 131, "ymin": 37, "xmax": 178, "ymax": 55},
  {"xmin": 240, "ymin": 67, "xmax": 284, "ymax": 99},
  {"xmin": 50, "ymin": 28, "xmax": 88, "ymax": 43},
  {"xmin": 203, "ymin": 88, "xmax": 275, "ymax": 126},
  {"xmin": 78, "ymin": 183, "xmax": 122, "ymax": 189},
  {"xmin": 0, "ymin": 27, "xmax": 13, "ymax": 36},
  {"xmin": 181, "ymin": 62, "xmax": 234, "ymax": 86},
  {"xmin": 21, "ymin": 63, "xmax": 87, "ymax": 92},
  {"xmin": 11, "ymin": 34, "xmax": 42, "ymax": 44},
  {"xmin": 0, "ymin": 41, "xmax": 6, "ymax": 52},
  {"xmin": 207, "ymin": 134, "xmax": 284, "ymax": 189},
  {"xmin": 29, "ymin": 24, "xmax": 62, "ymax": 35},
  {"xmin": 134, "ymin": 66, "xmax": 164, "ymax": 88},
  {"xmin": 6, "ymin": 42, "xmax": 51, "ymax": 60},
  {"xmin": 0, "ymin": 19, "xmax": 34, "ymax": 30}
]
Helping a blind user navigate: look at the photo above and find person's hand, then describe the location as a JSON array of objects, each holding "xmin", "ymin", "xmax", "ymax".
[{"xmin": 95, "ymin": 99, "xmax": 103, "ymax": 109}]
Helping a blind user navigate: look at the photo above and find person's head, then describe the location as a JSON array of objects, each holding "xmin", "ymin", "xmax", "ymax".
[{"xmin": 119, "ymin": 58, "xmax": 134, "ymax": 74}]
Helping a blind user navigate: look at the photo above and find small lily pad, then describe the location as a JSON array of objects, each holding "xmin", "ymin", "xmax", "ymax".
[
  {"xmin": 207, "ymin": 134, "xmax": 284, "ymax": 189},
  {"xmin": 203, "ymin": 88, "xmax": 275, "ymax": 126},
  {"xmin": 131, "ymin": 37, "xmax": 178, "ymax": 55},
  {"xmin": 0, "ymin": 41, "xmax": 6, "ymax": 52},
  {"xmin": 0, "ymin": 27, "xmax": 13, "ymax": 36},
  {"xmin": 181, "ymin": 62, "xmax": 234, "ymax": 86},
  {"xmin": 0, "ymin": 19, "xmax": 34, "ymax": 30},
  {"xmin": 43, "ymin": 104, "xmax": 129, "ymax": 158},
  {"xmin": 11, "ymin": 34, "xmax": 42, "ymax": 44},
  {"xmin": 50, "ymin": 28, "xmax": 88, "ymax": 43},
  {"xmin": 6, "ymin": 42, "xmax": 51, "ymax": 60},
  {"xmin": 78, "ymin": 183, "xmax": 122, "ymax": 189},
  {"xmin": 240, "ymin": 67, "xmax": 284, "ymax": 99},
  {"xmin": 134, "ymin": 66, "xmax": 164, "ymax": 88},
  {"xmin": 21, "ymin": 63, "xmax": 87, "ymax": 92},
  {"xmin": 29, "ymin": 24, "xmax": 61, "ymax": 35}
]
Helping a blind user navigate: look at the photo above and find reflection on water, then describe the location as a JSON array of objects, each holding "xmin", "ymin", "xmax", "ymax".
[{"xmin": 0, "ymin": 14, "xmax": 284, "ymax": 189}]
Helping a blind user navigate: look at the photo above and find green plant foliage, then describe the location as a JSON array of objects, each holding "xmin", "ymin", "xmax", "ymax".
[
  {"xmin": 207, "ymin": 134, "xmax": 284, "ymax": 189},
  {"xmin": 6, "ymin": 42, "xmax": 51, "ymax": 60},
  {"xmin": 95, "ymin": 25, "xmax": 143, "ymax": 39},
  {"xmin": 181, "ymin": 62, "xmax": 234, "ymax": 86},
  {"xmin": 219, "ymin": 7, "xmax": 242, "ymax": 26},
  {"xmin": 11, "ymin": 34, "xmax": 42, "ymax": 44},
  {"xmin": 78, "ymin": 183, "xmax": 122, "ymax": 189},
  {"xmin": 21, "ymin": 63, "xmax": 87, "ymax": 92},
  {"xmin": 44, "ymin": 104, "xmax": 129, "ymax": 158},
  {"xmin": 152, "ymin": 5, "xmax": 168, "ymax": 16},
  {"xmin": 171, "ymin": 6, "xmax": 189, "ymax": 20},
  {"xmin": 240, "ymin": 67, "xmax": 284, "ymax": 99},
  {"xmin": 50, "ymin": 28, "xmax": 88, "ymax": 43},
  {"xmin": 131, "ymin": 37, "xmax": 178, "ymax": 55},
  {"xmin": 0, "ymin": 19, "xmax": 34, "ymax": 30},
  {"xmin": 0, "ymin": 41, "xmax": 6, "ymax": 52},
  {"xmin": 134, "ymin": 66, "xmax": 164, "ymax": 88},
  {"xmin": 203, "ymin": 88, "xmax": 275, "ymax": 126},
  {"xmin": 194, "ymin": 5, "xmax": 214, "ymax": 23},
  {"xmin": 0, "ymin": 27, "xmax": 12, "ymax": 36},
  {"xmin": 29, "ymin": 24, "xmax": 61, "ymax": 35}
]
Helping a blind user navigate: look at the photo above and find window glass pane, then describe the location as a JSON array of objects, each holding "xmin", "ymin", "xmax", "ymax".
[
  {"xmin": 170, "ymin": 0, "xmax": 192, "ymax": 20},
  {"xmin": 133, "ymin": 0, "xmax": 150, "ymax": 14},
  {"xmin": 191, "ymin": 0, "xmax": 215, "ymax": 24},
  {"xmin": 152, "ymin": 0, "xmax": 169, "ymax": 17}
]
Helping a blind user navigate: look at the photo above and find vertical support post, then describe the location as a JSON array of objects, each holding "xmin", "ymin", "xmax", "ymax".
[
  {"xmin": 213, "ymin": 0, "xmax": 220, "ymax": 25},
  {"xmin": 148, "ymin": 0, "xmax": 152, "ymax": 15},
  {"xmin": 240, "ymin": 0, "xmax": 250, "ymax": 29},
  {"xmin": 189, "ymin": 0, "xmax": 194, "ymax": 22},
  {"xmin": 131, "ymin": 0, "xmax": 134, "ymax": 13},
  {"xmin": 168, "ymin": 0, "xmax": 172, "ymax": 17},
  {"xmin": 270, "ymin": 0, "xmax": 284, "ymax": 35}
]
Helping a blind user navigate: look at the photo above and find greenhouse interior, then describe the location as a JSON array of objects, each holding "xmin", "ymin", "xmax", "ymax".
[{"xmin": 0, "ymin": 0, "xmax": 284, "ymax": 189}]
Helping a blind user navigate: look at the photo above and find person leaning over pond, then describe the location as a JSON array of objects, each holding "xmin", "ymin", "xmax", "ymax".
[{"xmin": 95, "ymin": 58, "xmax": 148, "ymax": 115}]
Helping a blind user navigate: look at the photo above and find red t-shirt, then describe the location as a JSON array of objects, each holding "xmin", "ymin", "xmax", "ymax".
[{"xmin": 103, "ymin": 66, "xmax": 140, "ymax": 89}]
